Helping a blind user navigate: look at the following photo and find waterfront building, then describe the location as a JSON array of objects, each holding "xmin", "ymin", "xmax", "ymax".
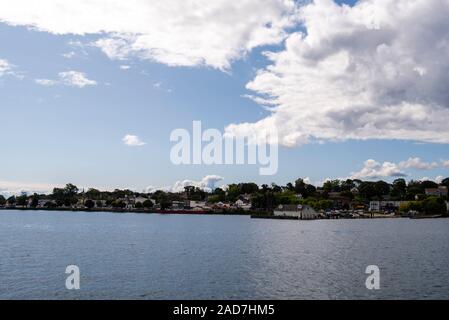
[
  {"xmin": 273, "ymin": 204, "xmax": 318, "ymax": 220},
  {"xmin": 369, "ymin": 201, "xmax": 410, "ymax": 212},
  {"xmin": 235, "ymin": 199, "xmax": 252, "ymax": 211},
  {"xmin": 425, "ymin": 186, "xmax": 448, "ymax": 197}
]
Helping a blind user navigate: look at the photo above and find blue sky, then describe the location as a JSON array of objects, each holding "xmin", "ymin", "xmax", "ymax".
[{"xmin": 1, "ymin": 0, "xmax": 449, "ymax": 194}]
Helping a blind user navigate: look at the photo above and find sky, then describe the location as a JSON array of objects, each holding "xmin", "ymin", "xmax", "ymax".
[{"xmin": 1, "ymin": 0, "xmax": 449, "ymax": 195}]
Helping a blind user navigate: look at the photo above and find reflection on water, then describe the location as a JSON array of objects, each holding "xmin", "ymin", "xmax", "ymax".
[{"xmin": 1, "ymin": 210, "xmax": 449, "ymax": 299}]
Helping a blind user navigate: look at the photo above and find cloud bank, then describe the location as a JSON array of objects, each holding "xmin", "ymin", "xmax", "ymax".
[
  {"xmin": 146, "ymin": 175, "xmax": 224, "ymax": 193},
  {"xmin": 351, "ymin": 157, "xmax": 449, "ymax": 179},
  {"xmin": 226, "ymin": 0, "xmax": 449, "ymax": 146},
  {"xmin": 0, "ymin": 180, "xmax": 59, "ymax": 197},
  {"xmin": 0, "ymin": 0, "xmax": 298, "ymax": 70}
]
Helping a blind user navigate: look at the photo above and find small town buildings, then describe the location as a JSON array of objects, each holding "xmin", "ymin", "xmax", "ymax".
[
  {"xmin": 235, "ymin": 199, "xmax": 252, "ymax": 211},
  {"xmin": 369, "ymin": 201, "xmax": 380, "ymax": 212},
  {"xmin": 171, "ymin": 201, "xmax": 187, "ymax": 210},
  {"xmin": 213, "ymin": 202, "xmax": 232, "ymax": 210},
  {"xmin": 369, "ymin": 201, "xmax": 409, "ymax": 212},
  {"xmin": 273, "ymin": 204, "xmax": 318, "ymax": 220},
  {"xmin": 425, "ymin": 186, "xmax": 448, "ymax": 197},
  {"xmin": 134, "ymin": 196, "xmax": 149, "ymax": 204},
  {"xmin": 328, "ymin": 192, "xmax": 352, "ymax": 208},
  {"xmin": 189, "ymin": 201, "xmax": 206, "ymax": 208}
]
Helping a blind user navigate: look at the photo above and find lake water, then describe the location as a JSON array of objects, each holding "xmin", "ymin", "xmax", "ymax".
[{"xmin": 1, "ymin": 210, "xmax": 448, "ymax": 299}]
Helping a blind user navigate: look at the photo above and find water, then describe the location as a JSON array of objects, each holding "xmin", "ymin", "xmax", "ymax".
[{"xmin": 1, "ymin": 210, "xmax": 448, "ymax": 300}]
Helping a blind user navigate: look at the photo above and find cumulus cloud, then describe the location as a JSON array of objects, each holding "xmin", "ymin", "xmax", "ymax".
[
  {"xmin": 58, "ymin": 71, "xmax": 97, "ymax": 87},
  {"xmin": 442, "ymin": 160, "xmax": 449, "ymax": 168},
  {"xmin": 122, "ymin": 134, "xmax": 146, "ymax": 147},
  {"xmin": 146, "ymin": 175, "xmax": 224, "ymax": 193},
  {"xmin": 0, "ymin": 58, "xmax": 13, "ymax": 76},
  {"xmin": 35, "ymin": 71, "xmax": 97, "ymax": 88},
  {"xmin": 0, "ymin": 179, "xmax": 58, "ymax": 196},
  {"xmin": 226, "ymin": 0, "xmax": 449, "ymax": 146},
  {"xmin": 417, "ymin": 176, "xmax": 447, "ymax": 183},
  {"xmin": 350, "ymin": 157, "xmax": 449, "ymax": 179},
  {"xmin": 398, "ymin": 157, "xmax": 440, "ymax": 170},
  {"xmin": 0, "ymin": 0, "xmax": 298, "ymax": 70},
  {"xmin": 350, "ymin": 159, "xmax": 406, "ymax": 180}
]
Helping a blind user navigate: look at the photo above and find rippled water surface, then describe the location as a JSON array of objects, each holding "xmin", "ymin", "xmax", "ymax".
[{"xmin": 1, "ymin": 210, "xmax": 449, "ymax": 299}]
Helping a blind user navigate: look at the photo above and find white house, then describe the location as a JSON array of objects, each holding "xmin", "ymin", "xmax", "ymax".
[
  {"xmin": 446, "ymin": 201, "xmax": 449, "ymax": 213},
  {"xmin": 369, "ymin": 201, "xmax": 380, "ymax": 212},
  {"xmin": 235, "ymin": 199, "xmax": 252, "ymax": 211},
  {"xmin": 425, "ymin": 186, "xmax": 448, "ymax": 197},
  {"xmin": 369, "ymin": 201, "xmax": 409, "ymax": 212},
  {"xmin": 273, "ymin": 204, "xmax": 318, "ymax": 220},
  {"xmin": 190, "ymin": 201, "xmax": 206, "ymax": 208}
]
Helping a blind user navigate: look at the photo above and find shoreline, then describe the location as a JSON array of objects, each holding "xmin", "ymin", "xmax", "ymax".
[
  {"xmin": 0, "ymin": 206, "xmax": 251, "ymax": 216},
  {"xmin": 1, "ymin": 206, "xmax": 446, "ymax": 220}
]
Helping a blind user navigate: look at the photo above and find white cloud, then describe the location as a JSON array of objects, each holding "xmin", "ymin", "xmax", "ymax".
[
  {"xmin": 0, "ymin": 0, "xmax": 298, "ymax": 70},
  {"xmin": 226, "ymin": 0, "xmax": 449, "ymax": 146},
  {"xmin": 442, "ymin": 160, "xmax": 449, "ymax": 168},
  {"xmin": 303, "ymin": 177, "xmax": 311, "ymax": 184},
  {"xmin": 350, "ymin": 157, "xmax": 449, "ymax": 180},
  {"xmin": 58, "ymin": 71, "xmax": 97, "ymax": 88},
  {"xmin": 398, "ymin": 157, "xmax": 439, "ymax": 170},
  {"xmin": 418, "ymin": 176, "xmax": 445, "ymax": 183},
  {"xmin": 350, "ymin": 159, "xmax": 406, "ymax": 180},
  {"xmin": 122, "ymin": 134, "xmax": 146, "ymax": 147},
  {"xmin": 35, "ymin": 78, "xmax": 58, "ymax": 86},
  {"xmin": 35, "ymin": 71, "xmax": 97, "ymax": 88},
  {"xmin": 0, "ymin": 58, "xmax": 12, "ymax": 76},
  {"xmin": 146, "ymin": 175, "xmax": 224, "ymax": 193},
  {"xmin": 61, "ymin": 51, "xmax": 75, "ymax": 58},
  {"xmin": 0, "ymin": 58, "xmax": 20, "ymax": 78},
  {"xmin": 119, "ymin": 65, "xmax": 131, "ymax": 70},
  {"xmin": 0, "ymin": 179, "xmax": 59, "ymax": 196}
]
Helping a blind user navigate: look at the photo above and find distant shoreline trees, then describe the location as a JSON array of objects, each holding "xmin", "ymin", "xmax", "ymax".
[{"xmin": 0, "ymin": 177, "xmax": 448, "ymax": 216}]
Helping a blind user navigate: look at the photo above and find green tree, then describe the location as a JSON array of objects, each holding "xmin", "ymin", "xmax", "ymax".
[
  {"xmin": 45, "ymin": 201, "xmax": 57, "ymax": 209},
  {"xmin": 85, "ymin": 199, "xmax": 95, "ymax": 209},
  {"xmin": 112, "ymin": 200, "xmax": 126, "ymax": 208},
  {"xmin": 441, "ymin": 177, "xmax": 449, "ymax": 187},
  {"xmin": 374, "ymin": 181, "xmax": 391, "ymax": 198},
  {"xmin": 323, "ymin": 180, "xmax": 341, "ymax": 193},
  {"xmin": 86, "ymin": 188, "xmax": 101, "ymax": 200},
  {"xmin": 358, "ymin": 182, "xmax": 376, "ymax": 200},
  {"xmin": 295, "ymin": 178, "xmax": 306, "ymax": 194},
  {"xmin": 16, "ymin": 193, "xmax": 28, "ymax": 207},
  {"xmin": 0, "ymin": 195, "xmax": 6, "ymax": 206},
  {"xmin": 423, "ymin": 197, "xmax": 446, "ymax": 215},
  {"xmin": 135, "ymin": 202, "xmax": 143, "ymax": 209},
  {"xmin": 142, "ymin": 200, "xmax": 154, "ymax": 209},
  {"xmin": 406, "ymin": 180, "xmax": 424, "ymax": 200},
  {"xmin": 30, "ymin": 194, "xmax": 39, "ymax": 208},
  {"xmin": 318, "ymin": 199, "xmax": 334, "ymax": 210},
  {"xmin": 391, "ymin": 178, "xmax": 407, "ymax": 200},
  {"xmin": 421, "ymin": 180, "xmax": 439, "ymax": 189}
]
